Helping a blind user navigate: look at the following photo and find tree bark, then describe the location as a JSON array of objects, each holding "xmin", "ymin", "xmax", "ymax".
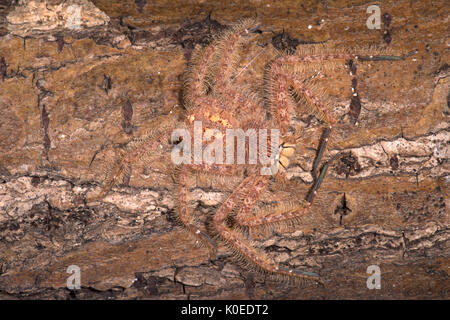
[{"xmin": 0, "ymin": 0, "xmax": 448, "ymax": 299}]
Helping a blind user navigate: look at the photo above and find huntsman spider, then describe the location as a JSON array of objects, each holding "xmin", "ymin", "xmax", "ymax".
[{"xmin": 88, "ymin": 19, "xmax": 404, "ymax": 285}]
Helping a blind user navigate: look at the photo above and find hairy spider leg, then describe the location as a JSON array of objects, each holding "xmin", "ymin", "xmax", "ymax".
[
  {"xmin": 176, "ymin": 162, "xmax": 245, "ymax": 259},
  {"xmin": 87, "ymin": 124, "xmax": 175, "ymax": 202},
  {"xmin": 208, "ymin": 18, "xmax": 267, "ymax": 121},
  {"xmin": 213, "ymin": 175, "xmax": 325, "ymax": 284},
  {"xmin": 183, "ymin": 45, "xmax": 216, "ymax": 108},
  {"xmin": 268, "ymin": 50, "xmax": 403, "ymax": 200}
]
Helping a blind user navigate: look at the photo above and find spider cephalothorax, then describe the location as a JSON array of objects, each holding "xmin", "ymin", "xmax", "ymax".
[{"xmin": 89, "ymin": 18, "xmax": 404, "ymax": 285}]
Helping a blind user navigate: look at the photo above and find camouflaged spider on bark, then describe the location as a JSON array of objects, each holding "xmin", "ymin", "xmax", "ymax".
[{"xmin": 87, "ymin": 19, "xmax": 404, "ymax": 285}]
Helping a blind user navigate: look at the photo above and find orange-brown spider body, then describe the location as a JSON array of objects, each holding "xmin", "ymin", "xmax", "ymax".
[{"xmin": 90, "ymin": 19, "xmax": 404, "ymax": 284}]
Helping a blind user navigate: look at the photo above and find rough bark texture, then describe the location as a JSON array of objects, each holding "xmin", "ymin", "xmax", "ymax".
[{"xmin": 0, "ymin": 0, "xmax": 448, "ymax": 299}]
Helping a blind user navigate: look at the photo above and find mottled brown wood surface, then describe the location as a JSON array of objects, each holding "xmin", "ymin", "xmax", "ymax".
[{"xmin": 0, "ymin": 0, "xmax": 448, "ymax": 299}]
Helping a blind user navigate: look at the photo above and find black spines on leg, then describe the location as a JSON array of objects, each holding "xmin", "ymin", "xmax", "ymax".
[{"xmin": 311, "ymin": 127, "xmax": 331, "ymax": 181}]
